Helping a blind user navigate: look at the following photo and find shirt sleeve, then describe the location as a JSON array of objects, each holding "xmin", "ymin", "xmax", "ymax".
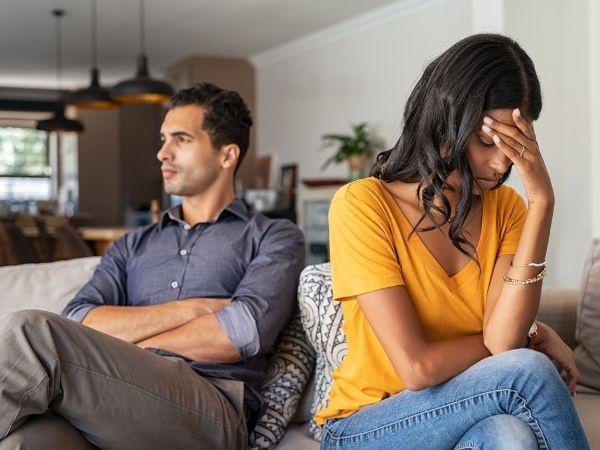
[
  {"xmin": 497, "ymin": 189, "xmax": 527, "ymax": 257},
  {"xmin": 215, "ymin": 220, "xmax": 305, "ymax": 360},
  {"xmin": 61, "ymin": 235, "xmax": 130, "ymax": 322},
  {"xmin": 329, "ymin": 185, "xmax": 404, "ymax": 301}
]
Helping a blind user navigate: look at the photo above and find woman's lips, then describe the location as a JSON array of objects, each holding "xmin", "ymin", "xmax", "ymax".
[{"xmin": 477, "ymin": 177, "xmax": 498, "ymax": 189}]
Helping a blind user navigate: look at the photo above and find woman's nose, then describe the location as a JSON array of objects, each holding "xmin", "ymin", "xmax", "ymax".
[{"xmin": 490, "ymin": 150, "xmax": 511, "ymax": 174}]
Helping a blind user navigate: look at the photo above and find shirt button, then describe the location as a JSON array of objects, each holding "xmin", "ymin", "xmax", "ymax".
[
  {"xmin": 179, "ymin": 249, "xmax": 187, "ymax": 256},
  {"xmin": 171, "ymin": 281, "xmax": 179, "ymax": 289},
  {"xmin": 184, "ymin": 224, "xmax": 191, "ymax": 230}
]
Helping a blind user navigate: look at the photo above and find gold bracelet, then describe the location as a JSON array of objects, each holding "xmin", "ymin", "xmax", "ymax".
[
  {"xmin": 503, "ymin": 267, "xmax": 547, "ymax": 285},
  {"xmin": 511, "ymin": 260, "xmax": 547, "ymax": 268}
]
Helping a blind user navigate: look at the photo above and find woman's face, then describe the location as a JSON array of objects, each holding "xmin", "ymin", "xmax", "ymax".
[{"xmin": 446, "ymin": 108, "xmax": 516, "ymax": 196}]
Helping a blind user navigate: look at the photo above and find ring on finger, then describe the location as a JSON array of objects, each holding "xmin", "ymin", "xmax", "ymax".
[{"xmin": 519, "ymin": 145, "xmax": 526, "ymax": 158}]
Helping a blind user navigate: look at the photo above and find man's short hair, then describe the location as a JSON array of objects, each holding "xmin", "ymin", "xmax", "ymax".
[{"xmin": 167, "ymin": 83, "xmax": 253, "ymax": 173}]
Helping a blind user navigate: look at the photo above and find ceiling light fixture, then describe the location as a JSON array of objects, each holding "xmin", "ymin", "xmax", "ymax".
[
  {"xmin": 36, "ymin": 9, "xmax": 84, "ymax": 133},
  {"xmin": 111, "ymin": 0, "xmax": 174, "ymax": 104},
  {"xmin": 69, "ymin": 0, "xmax": 118, "ymax": 109}
]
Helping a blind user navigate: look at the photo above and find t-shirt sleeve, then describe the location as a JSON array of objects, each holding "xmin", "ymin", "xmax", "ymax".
[
  {"xmin": 497, "ymin": 188, "xmax": 527, "ymax": 257},
  {"xmin": 329, "ymin": 185, "xmax": 404, "ymax": 301}
]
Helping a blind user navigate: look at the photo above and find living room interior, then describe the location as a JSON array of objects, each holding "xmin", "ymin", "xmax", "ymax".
[{"xmin": 0, "ymin": 0, "xmax": 599, "ymax": 449}]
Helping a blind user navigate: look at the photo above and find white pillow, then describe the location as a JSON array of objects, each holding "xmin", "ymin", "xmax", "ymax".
[{"xmin": 0, "ymin": 257, "xmax": 100, "ymax": 321}]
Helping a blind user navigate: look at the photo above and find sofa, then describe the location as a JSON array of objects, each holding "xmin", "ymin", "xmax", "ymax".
[{"xmin": 0, "ymin": 254, "xmax": 599, "ymax": 449}]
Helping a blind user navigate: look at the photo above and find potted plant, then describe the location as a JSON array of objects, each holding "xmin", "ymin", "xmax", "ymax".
[{"xmin": 321, "ymin": 122, "xmax": 384, "ymax": 180}]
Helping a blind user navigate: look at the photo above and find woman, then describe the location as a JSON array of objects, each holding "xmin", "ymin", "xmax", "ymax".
[{"xmin": 316, "ymin": 34, "xmax": 589, "ymax": 449}]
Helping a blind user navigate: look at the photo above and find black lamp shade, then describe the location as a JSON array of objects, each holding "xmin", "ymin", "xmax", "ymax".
[
  {"xmin": 36, "ymin": 101, "xmax": 84, "ymax": 132},
  {"xmin": 111, "ymin": 54, "xmax": 173, "ymax": 104},
  {"xmin": 69, "ymin": 68, "xmax": 118, "ymax": 109}
]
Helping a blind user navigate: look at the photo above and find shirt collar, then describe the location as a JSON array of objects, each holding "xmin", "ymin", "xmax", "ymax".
[{"xmin": 159, "ymin": 197, "xmax": 250, "ymax": 230}]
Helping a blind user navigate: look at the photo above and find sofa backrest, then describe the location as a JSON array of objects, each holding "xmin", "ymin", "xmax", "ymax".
[{"xmin": 0, "ymin": 256, "xmax": 100, "ymax": 322}]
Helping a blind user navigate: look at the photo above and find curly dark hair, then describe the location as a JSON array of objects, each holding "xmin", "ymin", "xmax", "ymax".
[
  {"xmin": 167, "ymin": 83, "xmax": 253, "ymax": 173},
  {"xmin": 371, "ymin": 33, "xmax": 542, "ymax": 262}
]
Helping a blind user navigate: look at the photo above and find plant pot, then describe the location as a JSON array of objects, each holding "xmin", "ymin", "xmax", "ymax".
[{"xmin": 347, "ymin": 154, "xmax": 369, "ymax": 180}]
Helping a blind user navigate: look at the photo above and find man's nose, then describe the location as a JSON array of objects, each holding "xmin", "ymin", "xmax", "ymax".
[{"xmin": 157, "ymin": 141, "xmax": 171, "ymax": 162}]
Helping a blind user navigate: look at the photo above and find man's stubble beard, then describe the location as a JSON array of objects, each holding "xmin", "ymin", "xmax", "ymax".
[{"xmin": 163, "ymin": 168, "xmax": 219, "ymax": 197}]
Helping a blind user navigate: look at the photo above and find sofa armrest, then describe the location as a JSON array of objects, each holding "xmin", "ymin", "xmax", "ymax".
[{"xmin": 537, "ymin": 288, "xmax": 579, "ymax": 349}]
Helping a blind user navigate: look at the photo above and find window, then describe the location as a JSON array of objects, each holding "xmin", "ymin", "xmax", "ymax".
[{"xmin": 0, "ymin": 126, "xmax": 51, "ymax": 201}]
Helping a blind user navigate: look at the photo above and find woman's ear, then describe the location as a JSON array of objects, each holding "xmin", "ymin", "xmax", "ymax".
[{"xmin": 439, "ymin": 143, "xmax": 448, "ymax": 158}]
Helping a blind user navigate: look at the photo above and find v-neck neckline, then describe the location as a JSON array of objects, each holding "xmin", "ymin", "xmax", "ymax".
[{"xmin": 374, "ymin": 177, "xmax": 491, "ymax": 286}]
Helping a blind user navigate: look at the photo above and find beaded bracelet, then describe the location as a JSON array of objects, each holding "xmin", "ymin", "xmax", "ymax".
[
  {"xmin": 511, "ymin": 260, "xmax": 547, "ymax": 268},
  {"xmin": 503, "ymin": 267, "xmax": 547, "ymax": 285}
]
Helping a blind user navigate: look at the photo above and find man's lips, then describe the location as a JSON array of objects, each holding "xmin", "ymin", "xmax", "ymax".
[{"xmin": 161, "ymin": 167, "xmax": 177, "ymax": 178}]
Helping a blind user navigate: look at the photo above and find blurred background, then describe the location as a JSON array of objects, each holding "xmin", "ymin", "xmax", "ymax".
[{"xmin": 0, "ymin": 0, "xmax": 593, "ymax": 288}]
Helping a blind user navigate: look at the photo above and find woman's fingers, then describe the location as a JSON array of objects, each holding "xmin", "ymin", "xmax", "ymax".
[
  {"xmin": 512, "ymin": 109, "xmax": 536, "ymax": 141},
  {"xmin": 492, "ymin": 134, "xmax": 525, "ymax": 165},
  {"xmin": 483, "ymin": 113, "xmax": 536, "ymax": 152},
  {"xmin": 482, "ymin": 126, "xmax": 524, "ymax": 156}
]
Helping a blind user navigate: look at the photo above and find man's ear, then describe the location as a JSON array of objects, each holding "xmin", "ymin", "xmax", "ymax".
[{"xmin": 221, "ymin": 144, "xmax": 240, "ymax": 170}]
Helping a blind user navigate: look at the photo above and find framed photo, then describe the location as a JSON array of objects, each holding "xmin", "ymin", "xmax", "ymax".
[{"xmin": 278, "ymin": 164, "xmax": 297, "ymax": 209}]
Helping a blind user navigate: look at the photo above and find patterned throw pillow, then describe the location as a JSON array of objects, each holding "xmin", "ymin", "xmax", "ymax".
[
  {"xmin": 247, "ymin": 308, "xmax": 316, "ymax": 449},
  {"xmin": 297, "ymin": 263, "xmax": 347, "ymax": 441}
]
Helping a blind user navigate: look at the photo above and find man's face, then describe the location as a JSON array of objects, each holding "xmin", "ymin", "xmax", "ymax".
[{"xmin": 157, "ymin": 105, "xmax": 221, "ymax": 197}]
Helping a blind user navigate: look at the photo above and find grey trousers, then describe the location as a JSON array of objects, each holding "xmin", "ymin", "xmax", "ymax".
[{"xmin": 0, "ymin": 310, "xmax": 247, "ymax": 450}]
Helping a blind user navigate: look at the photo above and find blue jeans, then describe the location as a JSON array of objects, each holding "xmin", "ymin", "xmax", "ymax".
[{"xmin": 321, "ymin": 349, "xmax": 589, "ymax": 450}]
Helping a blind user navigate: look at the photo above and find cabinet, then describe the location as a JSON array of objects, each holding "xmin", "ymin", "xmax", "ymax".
[{"xmin": 296, "ymin": 186, "xmax": 340, "ymax": 265}]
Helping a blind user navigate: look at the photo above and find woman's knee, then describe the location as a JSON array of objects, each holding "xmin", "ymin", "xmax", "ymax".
[
  {"xmin": 454, "ymin": 414, "xmax": 539, "ymax": 450},
  {"xmin": 490, "ymin": 348, "xmax": 558, "ymax": 382}
]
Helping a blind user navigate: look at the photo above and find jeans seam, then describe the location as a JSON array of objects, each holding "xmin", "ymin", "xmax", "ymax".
[
  {"xmin": 60, "ymin": 362, "xmax": 238, "ymax": 432},
  {"xmin": 324, "ymin": 388, "xmax": 549, "ymax": 449},
  {"xmin": 455, "ymin": 443, "xmax": 477, "ymax": 450},
  {"xmin": 3, "ymin": 359, "xmax": 59, "ymax": 439}
]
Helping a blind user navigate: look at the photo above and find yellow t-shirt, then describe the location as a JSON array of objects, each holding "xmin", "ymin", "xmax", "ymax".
[{"xmin": 314, "ymin": 177, "xmax": 526, "ymax": 425}]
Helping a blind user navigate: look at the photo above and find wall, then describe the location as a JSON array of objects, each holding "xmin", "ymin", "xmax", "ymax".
[
  {"xmin": 254, "ymin": 0, "xmax": 471, "ymax": 184},
  {"xmin": 77, "ymin": 105, "xmax": 163, "ymax": 225},
  {"xmin": 504, "ymin": 0, "xmax": 590, "ymax": 287},
  {"xmin": 253, "ymin": 0, "xmax": 591, "ymax": 287}
]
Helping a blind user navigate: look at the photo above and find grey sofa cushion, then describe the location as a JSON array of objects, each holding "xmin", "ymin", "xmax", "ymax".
[
  {"xmin": 0, "ymin": 257, "xmax": 100, "ymax": 321},
  {"xmin": 575, "ymin": 238, "xmax": 600, "ymax": 391}
]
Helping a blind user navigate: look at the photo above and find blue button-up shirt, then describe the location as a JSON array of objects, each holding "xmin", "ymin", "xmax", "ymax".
[{"xmin": 62, "ymin": 198, "xmax": 305, "ymax": 420}]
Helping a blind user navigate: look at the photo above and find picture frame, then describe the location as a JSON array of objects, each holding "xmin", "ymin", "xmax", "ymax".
[{"xmin": 278, "ymin": 164, "xmax": 297, "ymax": 209}]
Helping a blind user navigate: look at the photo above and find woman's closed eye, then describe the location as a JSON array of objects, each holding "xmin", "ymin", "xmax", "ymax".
[{"xmin": 478, "ymin": 134, "xmax": 495, "ymax": 147}]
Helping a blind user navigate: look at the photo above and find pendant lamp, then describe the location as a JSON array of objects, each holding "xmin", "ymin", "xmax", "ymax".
[
  {"xmin": 69, "ymin": 0, "xmax": 117, "ymax": 109},
  {"xmin": 111, "ymin": 0, "xmax": 174, "ymax": 104},
  {"xmin": 36, "ymin": 9, "xmax": 84, "ymax": 133}
]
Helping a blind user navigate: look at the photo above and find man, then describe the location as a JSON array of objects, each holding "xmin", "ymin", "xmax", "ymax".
[{"xmin": 0, "ymin": 83, "xmax": 305, "ymax": 450}]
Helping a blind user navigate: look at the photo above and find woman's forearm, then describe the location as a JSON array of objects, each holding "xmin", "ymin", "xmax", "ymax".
[{"xmin": 484, "ymin": 201, "xmax": 553, "ymax": 354}]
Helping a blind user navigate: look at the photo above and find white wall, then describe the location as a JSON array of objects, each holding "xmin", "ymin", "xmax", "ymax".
[
  {"xmin": 504, "ymin": 0, "xmax": 590, "ymax": 287},
  {"xmin": 254, "ymin": 0, "xmax": 592, "ymax": 288},
  {"xmin": 254, "ymin": 0, "xmax": 472, "ymax": 181}
]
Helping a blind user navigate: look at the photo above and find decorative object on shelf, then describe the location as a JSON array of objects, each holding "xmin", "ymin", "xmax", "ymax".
[
  {"xmin": 321, "ymin": 123, "xmax": 383, "ymax": 180},
  {"xmin": 244, "ymin": 189, "xmax": 278, "ymax": 212},
  {"xmin": 301, "ymin": 178, "xmax": 347, "ymax": 188},
  {"xmin": 111, "ymin": 0, "xmax": 174, "ymax": 104},
  {"xmin": 255, "ymin": 154, "xmax": 271, "ymax": 189},
  {"xmin": 278, "ymin": 164, "xmax": 297, "ymax": 210},
  {"xmin": 69, "ymin": 0, "xmax": 118, "ymax": 109},
  {"xmin": 36, "ymin": 10, "xmax": 84, "ymax": 133}
]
